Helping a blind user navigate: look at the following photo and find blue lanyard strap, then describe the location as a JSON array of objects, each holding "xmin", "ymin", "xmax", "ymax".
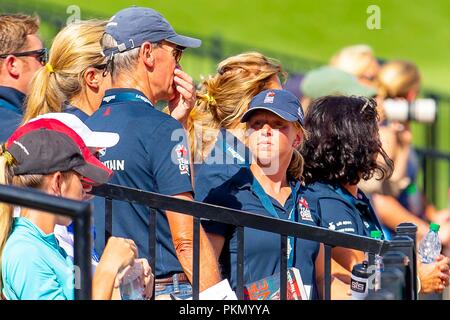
[
  {"xmin": 251, "ymin": 175, "xmax": 297, "ymax": 268},
  {"xmin": 220, "ymin": 131, "xmax": 247, "ymax": 165},
  {"xmin": 224, "ymin": 142, "xmax": 246, "ymax": 164},
  {"xmin": 100, "ymin": 92, "xmax": 153, "ymax": 108}
]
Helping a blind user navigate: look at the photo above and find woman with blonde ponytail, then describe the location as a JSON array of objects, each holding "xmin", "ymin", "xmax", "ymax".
[
  {"xmin": 189, "ymin": 52, "xmax": 287, "ymax": 201},
  {"xmin": 0, "ymin": 118, "xmax": 153, "ymax": 300},
  {"xmin": 23, "ymin": 20, "xmax": 109, "ymax": 123}
]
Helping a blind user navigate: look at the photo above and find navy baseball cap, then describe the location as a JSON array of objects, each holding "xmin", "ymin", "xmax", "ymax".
[
  {"xmin": 103, "ymin": 6, "xmax": 201, "ymax": 57},
  {"xmin": 241, "ymin": 89, "xmax": 305, "ymax": 126}
]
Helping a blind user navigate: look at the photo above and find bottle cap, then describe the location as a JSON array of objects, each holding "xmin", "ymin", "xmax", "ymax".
[
  {"xmin": 371, "ymin": 230, "xmax": 382, "ymax": 239},
  {"xmin": 430, "ymin": 223, "xmax": 440, "ymax": 232}
]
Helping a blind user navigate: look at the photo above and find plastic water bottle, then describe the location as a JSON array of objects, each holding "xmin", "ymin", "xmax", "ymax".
[
  {"xmin": 119, "ymin": 263, "xmax": 145, "ymax": 300},
  {"xmin": 418, "ymin": 223, "xmax": 441, "ymax": 264},
  {"xmin": 371, "ymin": 230, "xmax": 384, "ymax": 291}
]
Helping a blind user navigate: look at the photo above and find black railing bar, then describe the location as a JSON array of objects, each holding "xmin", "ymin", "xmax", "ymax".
[
  {"xmin": 192, "ymin": 217, "xmax": 200, "ymax": 300},
  {"xmin": 0, "ymin": 184, "xmax": 90, "ymax": 218},
  {"xmin": 148, "ymin": 208, "xmax": 157, "ymax": 300},
  {"xmin": 105, "ymin": 197, "xmax": 112, "ymax": 244},
  {"xmin": 324, "ymin": 245, "xmax": 332, "ymax": 300},
  {"xmin": 73, "ymin": 210, "xmax": 92, "ymax": 300},
  {"xmin": 414, "ymin": 148, "xmax": 450, "ymax": 162},
  {"xmin": 236, "ymin": 226, "xmax": 245, "ymax": 300},
  {"xmin": 92, "ymin": 184, "xmax": 388, "ymax": 254},
  {"xmin": 280, "ymin": 235, "xmax": 288, "ymax": 300}
]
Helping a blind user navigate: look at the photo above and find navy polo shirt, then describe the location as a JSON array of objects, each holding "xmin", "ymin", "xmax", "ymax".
[
  {"xmin": 300, "ymin": 181, "xmax": 384, "ymax": 238},
  {"xmin": 85, "ymin": 88, "xmax": 193, "ymax": 277},
  {"xmin": 194, "ymin": 128, "xmax": 251, "ymax": 202},
  {"xmin": 0, "ymin": 86, "xmax": 25, "ymax": 142},
  {"xmin": 202, "ymin": 167, "xmax": 320, "ymax": 298},
  {"xmin": 63, "ymin": 103, "xmax": 89, "ymax": 122}
]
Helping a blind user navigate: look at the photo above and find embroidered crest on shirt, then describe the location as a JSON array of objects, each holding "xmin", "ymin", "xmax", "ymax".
[
  {"xmin": 98, "ymin": 147, "xmax": 106, "ymax": 157},
  {"xmin": 175, "ymin": 144, "xmax": 190, "ymax": 176},
  {"xmin": 298, "ymin": 197, "xmax": 313, "ymax": 222}
]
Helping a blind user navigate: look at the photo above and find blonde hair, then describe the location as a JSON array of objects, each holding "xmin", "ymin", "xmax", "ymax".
[
  {"xmin": 289, "ymin": 122, "xmax": 306, "ymax": 182},
  {"xmin": 377, "ymin": 60, "xmax": 420, "ymax": 99},
  {"xmin": 330, "ymin": 44, "xmax": 376, "ymax": 78},
  {"xmin": 0, "ymin": 14, "xmax": 40, "ymax": 65},
  {"xmin": 188, "ymin": 52, "xmax": 286, "ymax": 161},
  {"xmin": 23, "ymin": 20, "xmax": 107, "ymax": 123},
  {"xmin": 0, "ymin": 153, "xmax": 45, "ymax": 290}
]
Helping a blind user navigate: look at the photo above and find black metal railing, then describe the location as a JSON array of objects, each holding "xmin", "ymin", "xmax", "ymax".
[
  {"xmin": 0, "ymin": 184, "xmax": 92, "ymax": 300},
  {"xmin": 415, "ymin": 147, "xmax": 450, "ymax": 208},
  {"xmin": 91, "ymin": 183, "xmax": 415, "ymax": 300}
]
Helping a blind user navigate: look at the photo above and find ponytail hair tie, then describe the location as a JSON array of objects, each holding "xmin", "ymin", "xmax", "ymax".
[
  {"xmin": 204, "ymin": 93, "xmax": 216, "ymax": 105},
  {"xmin": 1, "ymin": 144, "xmax": 15, "ymax": 166},
  {"xmin": 45, "ymin": 63, "xmax": 54, "ymax": 74}
]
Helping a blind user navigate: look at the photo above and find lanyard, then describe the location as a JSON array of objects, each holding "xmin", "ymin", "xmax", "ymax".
[
  {"xmin": 224, "ymin": 142, "xmax": 246, "ymax": 164},
  {"xmin": 100, "ymin": 92, "xmax": 153, "ymax": 108},
  {"xmin": 251, "ymin": 176, "xmax": 298, "ymax": 268},
  {"xmin": 221, "ymin": 131, "xmax": 247, "ymax": 165}
]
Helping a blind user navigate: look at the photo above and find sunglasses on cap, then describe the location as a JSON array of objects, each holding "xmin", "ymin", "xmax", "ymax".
[{"xmin": 0, "ymin": 48, "xmax": 48, "ymax": 66}]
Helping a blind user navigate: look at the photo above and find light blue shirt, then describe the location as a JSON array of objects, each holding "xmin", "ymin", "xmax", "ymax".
[{"xmin": 2, "ymin": 217, "xmax": 75, "ymax": 300}]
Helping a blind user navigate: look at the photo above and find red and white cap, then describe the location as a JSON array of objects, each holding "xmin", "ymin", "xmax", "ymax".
[
  {"xmin": 30, "ymin": 112, "xmax": 119, "ymax": 148},
  {"xmin": 5, "ymin": 118, "xmax": 114, "ymax": 185}
]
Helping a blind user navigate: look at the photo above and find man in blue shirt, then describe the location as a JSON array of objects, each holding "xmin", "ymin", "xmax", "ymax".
[
  {"xmin": 0, "ymin": 14, "xmax": 46, "ymax": 141},
  {"xmin": 86, "ymin": 7, "xmax": 221, "ymax": 298}
]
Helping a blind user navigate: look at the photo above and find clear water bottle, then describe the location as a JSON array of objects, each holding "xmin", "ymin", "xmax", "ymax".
[
  {"xmin": 418, "ymin": 223, "xmax": 441, "ymax": 264},
  {"xmin": 371, "ymin": 230, "xmax": 384, "ymax": 291},
  {"xmin": 119, "ymin": 262, "xmax": 145, "ymax": 300}
]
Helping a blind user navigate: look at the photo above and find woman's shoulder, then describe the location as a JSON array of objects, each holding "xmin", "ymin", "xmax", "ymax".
[{"xmin": 202, "ymin": 167, "xmax": 251, "ymax": 208}]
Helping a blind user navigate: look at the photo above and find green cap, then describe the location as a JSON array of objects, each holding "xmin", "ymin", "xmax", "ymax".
[
  {"xmin": 370, "ymin": 230, "xmax": 382, "ymax": 239},
  {"xmin": 430, "ymin": 223, "xmax": 440, "ymax": 232},
  {"xmin": 301, "ymin": 66, "xmax": 377, "ymax": 99}
]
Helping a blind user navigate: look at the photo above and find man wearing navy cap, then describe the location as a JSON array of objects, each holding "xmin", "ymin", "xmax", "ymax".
[{"xmin": 86, "ymin": 6, "xmax": 221, "ymax": 298}]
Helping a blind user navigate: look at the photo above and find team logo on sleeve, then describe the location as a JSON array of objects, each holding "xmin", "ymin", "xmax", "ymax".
[
  {"xmin": 298, "ymin": 197, "xmax": 314, "ymax": 222},
  {"xmin": 175, "ymin": 144, "xmax": 190, "ymax": 176}
]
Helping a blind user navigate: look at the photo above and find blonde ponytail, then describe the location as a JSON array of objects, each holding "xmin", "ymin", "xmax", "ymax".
[
  {"xmin": 288, "ymin": 149, "xmax": 304, "ymax": 182},
  {"xmin": 288, "ymin": 123, "xmax": 308, "ymax": 182},
  {"xmin": 0, "ymin": 156, "xmax": 13, "ymax": 291},
  {"xmin": 23, "ymin": 66, "xmax": 66, "ymax": 123}
]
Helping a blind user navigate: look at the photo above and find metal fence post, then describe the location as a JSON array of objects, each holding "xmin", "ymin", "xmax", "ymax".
[
  {"xmin": 387, "ymin": 236, "xmax": 415, "ymax": 300},
  {"xmin": 395, "ymin": 223, "xmax": 418, "ymax": 299}
]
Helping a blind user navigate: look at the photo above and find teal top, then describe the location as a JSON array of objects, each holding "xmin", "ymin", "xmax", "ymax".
[{"xmin": 1, "ymin": 217, "xmax": 74, "ymax": 300}]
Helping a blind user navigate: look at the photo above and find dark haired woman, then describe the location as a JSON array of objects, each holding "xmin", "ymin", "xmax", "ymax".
[{"xmin": 300, "ymin": 95, "xmax": 450, "ymax": 294}]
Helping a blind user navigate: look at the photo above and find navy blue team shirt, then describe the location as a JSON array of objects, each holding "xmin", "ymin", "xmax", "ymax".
[
  {"xmin": 194, "ymin": 128, "xmax": 251, "ymax": 202},
  {"xmin": 202, "ymin": 167, "xmax": 320, "ymax": 299},
  {"xmin": 85, "ymin": 88, "xmax": 193, "ymax": 277},
  {"xmin": 0, "ymin": 86, "xmax": 25, "ymax": 142},
  {"xmin": 300, "ymin": 181, "xmax": 384, "ymax": 238},
  {"xmin": 63, "ymin": 103, "xmax": 89, "ymax": 122}
]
